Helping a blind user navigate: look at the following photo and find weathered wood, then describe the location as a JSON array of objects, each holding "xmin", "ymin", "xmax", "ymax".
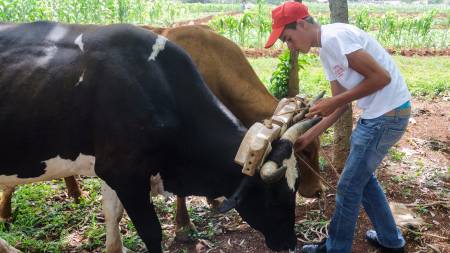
[{"xmin": 236, "ymin": 122, "xmax": 282, "ymax": 176}]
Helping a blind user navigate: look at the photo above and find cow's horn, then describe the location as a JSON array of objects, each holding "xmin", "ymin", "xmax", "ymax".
[
  {"xmin": 281, "ymin": 117, "xmax": 322, "ymax": 142},
  {"xmin": 260, "ymin": 163, "xmax": 288, "ymax": 184},
  {"xmin": 259, "ymin": 117, "xmax": 321, "ymax": 183},
  {"xmin": 293, "ymin": 91, "xmax": 326, "ymax": 123}
]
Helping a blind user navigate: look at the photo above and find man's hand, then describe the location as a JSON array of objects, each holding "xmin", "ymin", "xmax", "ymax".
[{"xmin": 306, "ymin": 97, "xmax": 340, "ymax": 118}]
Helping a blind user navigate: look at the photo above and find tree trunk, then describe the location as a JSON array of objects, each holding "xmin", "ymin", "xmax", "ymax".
[
  {"xmin": 288, "ymin": 50, "xmax": 299, "ymax": 97},
  {"xmin": 286, "ymin": 0, "xmax": 302, "ymax": 97},
  {"xmin": 328, "ymin": 0, "xmax": 352, "ymax": 173},
  {"xmin": 328, "ymin": 0, "xmax": 349, "ymax": 24},
  {"xmin": 332, "ymin": 109, "xmax": 353, "ymax": 172}
]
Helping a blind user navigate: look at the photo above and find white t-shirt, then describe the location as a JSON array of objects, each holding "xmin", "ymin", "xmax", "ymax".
[{"xmin": 319, "ymin": 23, "xmax": 411, "ymax": 119}]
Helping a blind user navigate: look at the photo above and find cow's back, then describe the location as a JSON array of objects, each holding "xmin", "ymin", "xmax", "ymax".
[
  {"xmin": 160, "ymin": 25, "xmax": 278, "ymax": 127},
  {"xmin": 0, "ymin": 22, "xmax": 180, "ymax": 177}
]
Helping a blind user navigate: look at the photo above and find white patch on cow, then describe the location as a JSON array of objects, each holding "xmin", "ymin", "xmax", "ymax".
[
  {"xmin": 0, "ymin": 237, "xmax": 20, "ymax": 253},
  {"xmin": 284, "ymin": 151, "xmax": 298, "ymax": 192},
  {"xmin": 74, "ymin": 34, "xmax": 84, "ymax": 52},
  {"xmin": 147, "ymin": 35, "xmax": 167, "ymax": 61},
  {"xmin": 75, "ymin": 70, "xmax": 85, "ymax": 86},
  {"xmin": 101, "ymin": 182, "xmax": 128, "ymax": 253},
  {"xmin": 45, "ymin": 25, "xmax": 68, "ymax": 42},
  {"xmin": 0, "ymin": 154, "xmax": 96, "ymax": 186},
  {"xmin": 35, "ymin": 45, "xmax": 58, "ymax": 66},
  {"xmin": 150, "ymin": 173, "xmax": 172, "ymax": 198}
]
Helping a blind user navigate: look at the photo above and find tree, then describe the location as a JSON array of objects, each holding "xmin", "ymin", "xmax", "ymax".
[
  {"xmin": 329, "ymin": 0, "xmax": 349, "ymax": 24},
  {"xmin": 328, "ymin": 0, "xmax": 352, "ymax": 173},
  {"xmin": 287, "ymin": 0, "xmax": 302, "ymax": 97}
]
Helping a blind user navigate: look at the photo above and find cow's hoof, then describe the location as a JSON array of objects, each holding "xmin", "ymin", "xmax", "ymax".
[
  {"xmin": 122, "ymin": 247, "xmax": 135, "ymax": 253},
  {"xmin": 106, "ymin": 245, "xmax": 135, "ymax": 253},
  {"xmin": 207, "ymin": 197, "xmax": 225, "ymax": 210},
  {"xmin": 119, "ymin": 247, "xmax": 135, "ymax": 253},
  {"xmin": 0, "ymin": 216, "xmax": 12, "ymax": 223},
  {"xmin": 175, "ymin": 222, "xmax": 197, "ymax": 242},
  {"xmin": 72, "ymin": 190, "xmax": 89, "ymax": 204},
  {"xmin": 0, "ymin": 237, "xmax": 21, "ymax": 253}
]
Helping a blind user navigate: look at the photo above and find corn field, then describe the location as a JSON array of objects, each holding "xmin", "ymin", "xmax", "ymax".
[
  {"xmin": 209, "ymin": 0, "xmax": 272, "ymax": 48},
  {"xmin": 0, "ymin": 0, "xmax": 448, "ymax": 49},
  {"xmin": 209, "ymin": 6, "xmax": 449, "ymax": 49},
  {"xmin": 0, "ymin": 0, "xmax": 240, "ymax": 26}
]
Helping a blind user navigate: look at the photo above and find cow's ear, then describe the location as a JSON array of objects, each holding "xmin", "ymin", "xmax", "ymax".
[
  {"xmin": 218, "ymin": 197, "xmax": 239, "ymax": 213},
  {"xmin": 219, "ymin": 176, "xmax": 251, "ymax": 213}
]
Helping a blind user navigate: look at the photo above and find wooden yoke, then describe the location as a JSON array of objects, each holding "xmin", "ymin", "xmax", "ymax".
[
  {"xmin": 235, "ymin": 98, "xmax": 305, "ymax": 176},
  {"xmin": 235, "ymin": 122, "xmax": 281, "ymax": 176}
]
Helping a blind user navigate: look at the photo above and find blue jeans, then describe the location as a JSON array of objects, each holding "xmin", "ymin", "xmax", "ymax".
[{"xmin": 326, "ymin": 108, "xmax": 410, "ymax": 253}]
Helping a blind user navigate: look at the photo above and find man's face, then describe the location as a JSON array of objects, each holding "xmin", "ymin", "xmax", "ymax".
[{"xmin": 280, "ymin": 23, "xmax": 311, "ymax": 53}]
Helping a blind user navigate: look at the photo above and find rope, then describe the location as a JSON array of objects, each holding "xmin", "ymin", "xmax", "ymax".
[
  {"xmin": 319, "ymin": 149, "xmax": 340, "ymax": 179},
  {"xmin": 295, "ymin": 153, "xmax": 336, "ymax": 192},
  {"xmin": 275, "ymin": 107, "xmax": 307, "ymax": 116}
]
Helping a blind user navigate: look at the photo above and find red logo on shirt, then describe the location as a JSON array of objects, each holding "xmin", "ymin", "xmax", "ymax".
[{"xmin": 333, "ymin": 65, "xmax": 344, "ymax": 79}]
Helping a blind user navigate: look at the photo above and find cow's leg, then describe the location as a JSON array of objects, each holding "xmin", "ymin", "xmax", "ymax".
[
  {"xmin": 0, "ymin": 186, "xmax": 15, "ymax": 222},
  {"xmin": 0, "ymin": 237, "xmax": 20, "ymax": 253},
  {"xmin": 117, "ymin": 182, "xmax": 161, "ymax": 253},
  {"xmin": 64, "ymin": 176, "xmax": 83, "ymax": 203},
  {"xmin": 103, "ymin": 176, "xmax": 162, "ymax": 253},
  {"xmin": 175, "ymin": 196, "xmax": 197, "ymax": 242},
  {"xmin": 102, "ymin": 182, "xmax": 134, "ymax": 253}
]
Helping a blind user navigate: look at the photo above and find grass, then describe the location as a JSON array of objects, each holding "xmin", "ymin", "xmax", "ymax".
[
  {"xmin": 394, "ymin": 56, "xmax": 450, "ymax": 97},
  {"xmin": 389, "ymin": 148, "xmax": 406, "ymax": 162},
  {"xmin": 249, "ymin": 54, "xmax": 450, "ymax": 98},
  {"xmin": 0, "ymin": 178, "xmax": 144, "ymax": 252}
]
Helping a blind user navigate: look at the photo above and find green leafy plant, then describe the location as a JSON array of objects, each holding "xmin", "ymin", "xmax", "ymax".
[
  {"xmin": 268, "ymin": 50, "xmax": 291, "ymax": 99},
  {"xmin": 269, "ymin": 51, "xmax": 314, "ymax": 99}
]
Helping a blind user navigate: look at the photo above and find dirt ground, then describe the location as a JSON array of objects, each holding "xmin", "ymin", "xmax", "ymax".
[
  {"xmin": 164, "ymin": 97, "xmax": 449, "ymax": 253},
  {"xmin": 242, "ymin": 48, "xmax": 450, "ymax": 58}
]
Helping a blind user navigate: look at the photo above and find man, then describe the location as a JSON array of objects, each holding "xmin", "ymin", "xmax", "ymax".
[{"xmin": 265, "ymin": 2, "xmax": 411, "ymax": 253}]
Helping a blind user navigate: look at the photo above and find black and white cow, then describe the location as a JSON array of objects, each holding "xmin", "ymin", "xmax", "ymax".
[{"xmin": 0, "ymin": 21, "xmax": 314, "ymax": 252}]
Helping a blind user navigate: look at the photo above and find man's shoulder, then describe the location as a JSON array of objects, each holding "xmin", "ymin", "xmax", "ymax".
[
  {"xmin": 322, "ymin": 23, "xmax": 359, "ymax": 40},
  {"xmin": 322, "ymin": 24, "xmax": 364, "ymax": 50}
]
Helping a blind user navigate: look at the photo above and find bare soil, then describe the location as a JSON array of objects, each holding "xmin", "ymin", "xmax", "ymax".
[
  {"xmin": 171, "ymin": 11, "xmax": 241, "ymax": 27},
  {"xmin": 166, "ymin": 97, "xmax": 449, "ymax": 253},
  {"xmin": 243, "ymin": 48, "xmax": 450, "ymax": 58}
]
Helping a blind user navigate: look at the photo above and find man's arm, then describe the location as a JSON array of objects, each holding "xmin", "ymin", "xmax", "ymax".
[
  {"xmin": 294, "ymin": 81, "xmax": 348, "ymax": 150},
  {"xmin": 295, "ymin": 49, "xmax": 391, "ymax": 150},
  {"xmin": 306, "ymin": 49, "xmax": 391, "ymax": 118}
]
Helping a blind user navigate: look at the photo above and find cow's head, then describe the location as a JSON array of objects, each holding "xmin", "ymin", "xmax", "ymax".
[{"xmin": 219, "ymin": 118, "xmax": 320, "ymax": 252}]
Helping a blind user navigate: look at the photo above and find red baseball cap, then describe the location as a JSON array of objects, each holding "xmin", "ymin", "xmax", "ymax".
[{"xmin": 265, "ymin": 2, "xmax": 310, "ymax": 48}]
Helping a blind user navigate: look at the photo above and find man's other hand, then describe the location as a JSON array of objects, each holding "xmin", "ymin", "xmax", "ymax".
[{"xmin": 306, "ymin": 97, "xmax": 339, "ymax": 118}]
